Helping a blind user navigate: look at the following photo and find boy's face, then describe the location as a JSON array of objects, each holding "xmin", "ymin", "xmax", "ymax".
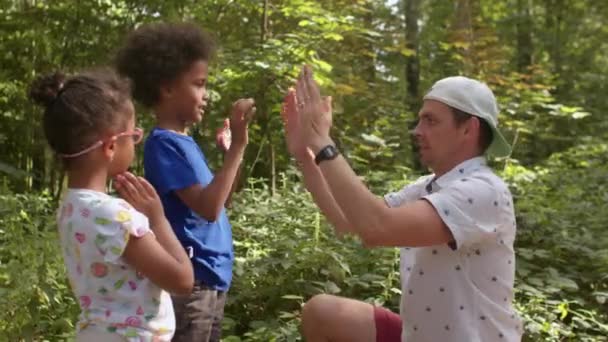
[{"xmin": 164, "ymin": 60, "xmax": 209, "ymax": 125}]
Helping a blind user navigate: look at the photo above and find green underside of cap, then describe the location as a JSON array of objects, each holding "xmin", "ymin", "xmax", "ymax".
[{"xmin": 486, "ymin": 125, "xmax": 512, "ymax": 158}]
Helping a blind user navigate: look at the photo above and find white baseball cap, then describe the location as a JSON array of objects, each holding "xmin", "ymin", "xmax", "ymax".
[{"xmin": 423, "ymin": 76, "xmax": 512, "ymax": 158}]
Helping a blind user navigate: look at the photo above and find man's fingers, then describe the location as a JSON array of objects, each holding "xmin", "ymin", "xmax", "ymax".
[
  {"xmin": 286, "ymin": 88, "xmax": 297, "ymax": 111},
  {"xmin": 296, "ymin": 67, "xmax": 309, "ymax": 106},
  {"xmin": 282, "ymin": 89, "xmax": 298, "ymax": 125},
  {"xmin": 303, "ymin": 65, "xmax": 322, "ymax": 104},
  {"xmin": 281, "ymin": 101, "xmax": 288, "ymax": 123},
  {"xmin": 322, "ymin": 96, "xmax": 333, "ymax": 113},
  {"xmin": 287, "ymin": 95, "xmax": 300, "ymax": 131},
  {"xmin": 306, "ymin": 147, "xmax": 315, "ymax": 159}
]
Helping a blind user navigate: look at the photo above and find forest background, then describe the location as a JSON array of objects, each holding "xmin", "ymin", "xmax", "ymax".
[{"xmin": 1, "ymin": 0, "xmax": 607, "ymax": 341}]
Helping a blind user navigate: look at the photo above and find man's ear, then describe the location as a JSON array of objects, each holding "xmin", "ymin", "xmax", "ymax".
[{"xmin": 464, "ymin": 116, "xmax": 480, "ymax": 136}]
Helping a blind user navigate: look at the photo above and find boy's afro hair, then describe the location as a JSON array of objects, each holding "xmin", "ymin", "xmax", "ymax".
[{"xmin": 115, "ymin": 22, "xmax": 215, "ymax": 107}]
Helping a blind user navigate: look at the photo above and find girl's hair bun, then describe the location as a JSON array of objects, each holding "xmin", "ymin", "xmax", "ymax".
[{"xmin": 29, "ymin": 72, "xmax": 66, "ymax": 107}]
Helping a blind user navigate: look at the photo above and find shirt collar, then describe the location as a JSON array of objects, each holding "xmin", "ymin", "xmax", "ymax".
[{"xmin": 428, "ymin": 156, "xmax": 487, "ymax": 191}]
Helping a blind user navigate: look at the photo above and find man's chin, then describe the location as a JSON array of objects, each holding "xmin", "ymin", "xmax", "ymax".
[
  {"xmin": 417, "ymin": 150, "xmax": 430, "ymax": 165},
  {"xmin": 419, "ymin": 160, "xmax": 431, "ymax": 170}
]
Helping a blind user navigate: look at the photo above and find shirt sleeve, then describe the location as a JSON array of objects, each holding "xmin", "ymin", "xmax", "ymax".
[
  {"xmin": 144, "ymin": 136, "xmax": 199, "ymax": 195},
  {"xmin": 384, "ymin": 175, "xmax": 433, "ymax": 208},
  {"xmin": 93, "ymin": 199, "xmax": 151, "ymax": 263},
  {"xmin": 422, "ymin": 176, "xmax": 503, "ymax": 250}
]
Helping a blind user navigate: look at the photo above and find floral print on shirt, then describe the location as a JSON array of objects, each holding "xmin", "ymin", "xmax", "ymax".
[{"xmin": 57, "ymin": 189, "xmax": 175, "ymax": 341}]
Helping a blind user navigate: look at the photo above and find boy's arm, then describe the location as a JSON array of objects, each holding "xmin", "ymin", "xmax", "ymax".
[
  {"xmin": 215, "ymin": 118, "xmax": 240, "ymax": 208},
  {"xmin": 224, "ymin": 161, "xmax": 243, "ymax": 208},
  {"xmin": 175, "ymin": 98, "xmax": 253, "ymax": 221},
  {"xmin": 174, "ymin": 145, "xmax": 245, "ymax": 221}
]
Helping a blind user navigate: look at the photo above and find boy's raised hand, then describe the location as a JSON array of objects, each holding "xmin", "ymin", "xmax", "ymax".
[
  {"xmin": 114, "ymin": 172, "xmax": 164, "ymax": 223},
  {"xmin": 229, "ymin": 98, "xmax": 256, "ymax": 150},
  {"xmin": 216, "ymin": 118, "xmax": 232, "ymax": 152}
]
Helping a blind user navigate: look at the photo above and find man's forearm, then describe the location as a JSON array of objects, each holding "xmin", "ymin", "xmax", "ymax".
[
  {"xmin": 312, "ymin": 142, "xmax": 388, "ymax": 242},
  {"xmin": 298, "ymin": 156, "xmax": 352, "ymax": 235}
]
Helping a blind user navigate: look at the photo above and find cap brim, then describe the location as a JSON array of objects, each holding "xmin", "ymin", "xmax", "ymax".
[{"xmin": 486, "ymin": 126, "xmax": 512, "ymax": 158}]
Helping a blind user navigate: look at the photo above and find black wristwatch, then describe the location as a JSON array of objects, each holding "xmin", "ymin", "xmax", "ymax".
[{"xmin": 314, "ymin": 145, "xmax": 340, "ymax": 165}]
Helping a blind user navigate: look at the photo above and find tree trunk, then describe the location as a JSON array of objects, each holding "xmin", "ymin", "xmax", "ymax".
[
  {"xmin": 404, "ymin": 0, "xmax": 421, "ymax": 103},
  {"xmin": 403, "ymin": 0, "xmax": 422, "ymax": 170},
  {"xmin": 261, "ymin": 0, "xmax": 269, "ymax": 42},
  {"xmin": 31, "ymin": 142, "xmax": 45, "ymax": 190},
  {"xmin": 543, "ymin": 0, "xmax": 564, "ymax": 95},
  {"xmin": 451, "ymin": 0, "xmax": 479, "ymax": 75},
  {"xmin": 363, "ymin": 6, "xmax": 376, "ymax": 82},
  {"xmin": 30, "ymin": 107, "xmax": 46, "ymax": 191},
  {"xmin": 516, "ymin": 0, "xmax": 533, "ymax": 71},
  {"xmin": 261, "ymin": 0, "xmax": 276, "ymax": 195}
]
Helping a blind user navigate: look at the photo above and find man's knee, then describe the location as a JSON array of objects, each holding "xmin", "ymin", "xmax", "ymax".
[
  {"xmin": 302, "ymin": 294, "xmax": 335, "ymax": 324},
  {"xmin": 302, "ymin": 294, "xmax": 369, "ymax": 327},
  {"xmin": 302, "ymin": 295, "xmax": 377, "ymax": 342}
]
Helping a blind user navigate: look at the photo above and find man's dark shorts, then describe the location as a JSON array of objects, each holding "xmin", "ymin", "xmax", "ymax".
[{"xmin": 374, "ymin": 306, "xmax": 402, "ymax": 342}]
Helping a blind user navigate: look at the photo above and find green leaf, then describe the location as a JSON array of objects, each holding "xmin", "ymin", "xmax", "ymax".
[
  {"xmin": 281, "ymin": 295, "xmax": 303, "ymax": 301},
  {"xmin": 572, "ymin": 111, "xmax": 591, "ymax": 119},
  {"xmin": 361, "ymin": 133, "xmax": 386, "ymax": 147}
]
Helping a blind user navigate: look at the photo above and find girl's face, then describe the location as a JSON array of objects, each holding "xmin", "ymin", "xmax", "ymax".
[{"xmin": 108, "ymin": 101, "xmax": 143, "ymax": 177}]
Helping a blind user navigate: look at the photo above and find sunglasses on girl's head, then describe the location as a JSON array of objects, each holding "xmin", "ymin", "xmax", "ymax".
[{"xmin": 59, "ymin": 127, "xmax": 144, "ymax": 159}]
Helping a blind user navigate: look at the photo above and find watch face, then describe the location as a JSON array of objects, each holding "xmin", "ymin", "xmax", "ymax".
[{"xmin": 315, "ymin": 145, "xmax": 339, "ymax": 164}]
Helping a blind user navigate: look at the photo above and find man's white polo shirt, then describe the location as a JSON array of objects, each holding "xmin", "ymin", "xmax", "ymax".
[{"xmin": 384, "ymin": 157, "xmax": 523, "ymax": 342}]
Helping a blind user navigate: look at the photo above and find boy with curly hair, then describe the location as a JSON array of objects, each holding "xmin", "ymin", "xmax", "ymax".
[{"xmin": 115, "ymin": 22, "xmax": 255, "ymax": 342}]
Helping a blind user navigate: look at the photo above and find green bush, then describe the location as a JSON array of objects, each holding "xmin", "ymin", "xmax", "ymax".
[
  {"xmin": 1, "ymin": 145, "xmax": 607, "ymax": 341},
  {"xmin": 224, "ymin": 174, "xmax": 402, "ymax": 341},
  {"xmin": 0, "ymin": 192, "xmax": 78, "ymax": 341},
  {"xmin": 503, "ymin": 143, "xmax": 608, "ymax": 341}
]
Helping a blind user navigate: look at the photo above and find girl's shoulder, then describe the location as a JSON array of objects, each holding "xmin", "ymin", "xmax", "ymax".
[
  {"xmin": 62, "ymin": 189, "xmax": 145, "ymax": 226},
  {"xmin": 59, "ymin": 190, "xmax": 150, "ymax": 261}
]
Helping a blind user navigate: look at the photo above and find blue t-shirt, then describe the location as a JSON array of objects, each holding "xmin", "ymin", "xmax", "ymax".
[{"xmin": 143, "ymin": 127, "xmax": 233, "ymax": 291}]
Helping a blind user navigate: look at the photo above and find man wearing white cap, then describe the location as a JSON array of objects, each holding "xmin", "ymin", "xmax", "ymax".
[{"xmin": 282, "ymin": 66, "xmax": 522, "ymax": 342}]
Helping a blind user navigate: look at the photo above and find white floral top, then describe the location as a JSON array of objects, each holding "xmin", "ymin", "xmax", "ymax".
[{"xmin": 57, "ymin": 189, "xmax": 174, "ymax": 341}]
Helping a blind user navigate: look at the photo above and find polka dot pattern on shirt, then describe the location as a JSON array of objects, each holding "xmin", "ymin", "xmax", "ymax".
[{"xmin": 385, "ymin": 157, "xmax": 522, "ymax": 341}]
